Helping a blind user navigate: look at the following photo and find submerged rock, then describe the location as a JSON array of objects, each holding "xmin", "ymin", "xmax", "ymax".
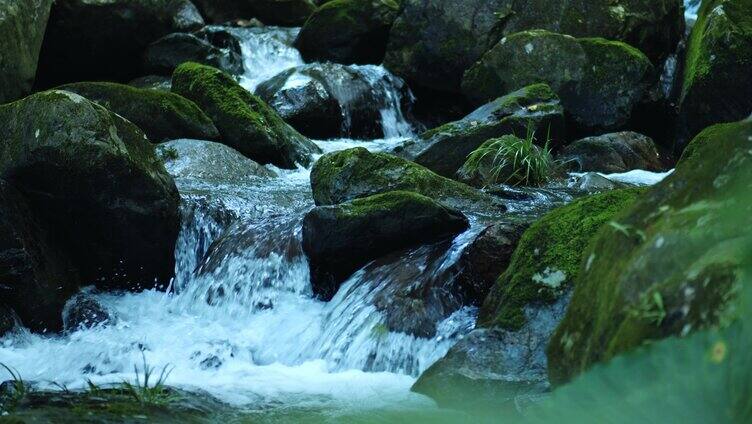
[
  {"xmin": 479, "ymin": 188, "xmax": 646, "ymax": 331},
  {"xmin": 294, "ymin": 0, "xmax": 401, "ymax": 64},
  {"xmin": 62, "ymin": 293, "xmax": 111, "ymax": 332},
  {"xmin": 256, "ymin": 62, "xmax": 414, "ymax": 140},
  {"xmin": 548, "ymin": 118, "xmax": 752, "ymax": 385},
  {"xmin": 675, "ymin": 0, "xmax": 752, "ymax": 153},
  {"xmin": 143, "ymin": 31, "xmax": 244, "ymax": 76},
  {"xmin": 462, "ymin": 31, "xmax": 655, "ymax": 134},
  {"xmin": 0, "ymin": 0, "xmax": 53, "ymax": 103},
  {"xmin": 558, "ymin": 132, "xmax": 663, "ymax": 173},
  {"xmin": 302, "ymin": 190, "xmax": 469, "ymax": 300},
  {"xmin": 0, "ymin": 180, "xmax": 77, "ymax": 333},
  {"xmin": 0, "ymin": 90, "xmax": 181, "ymax": 292},
  {"xmin": 36, "ymin": 0, "xmax": 204, "ymax": 87},
  {"xmin": 172, "ymin": 62, "xmax": 321, "ymax": 169},
  {"xmin": 396, "ymin": 84, "xmax": 565, "ymax": 178},
  {"xmin": 569, "ymin": 173, "xmax": 627, "ymax": 193},
  {"xmin": 58, "ymin": 82, "xmax": 219, "ymax": 143},
  {"xmin": 158, "ymin": 139, "xmax": 277, "ymax": 182},
  {"xmin": 310, "ymin": 147, "xmax": 491, "ymax": 210}
]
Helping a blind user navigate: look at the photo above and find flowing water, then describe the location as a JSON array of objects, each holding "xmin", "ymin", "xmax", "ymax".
[{"xmin": 0, "ymin": 25, "xmax": 673, "ymax": 418}]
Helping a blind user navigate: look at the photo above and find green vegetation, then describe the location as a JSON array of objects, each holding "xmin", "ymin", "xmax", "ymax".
[{"xmin": 0, "ymin": 363, "xmax": 27, "ymax": 413}]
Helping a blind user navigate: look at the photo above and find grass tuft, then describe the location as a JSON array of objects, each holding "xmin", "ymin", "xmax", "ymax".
[{"xmin": 119, "ymin": 353, "xmax": 175, "ymax": 405}]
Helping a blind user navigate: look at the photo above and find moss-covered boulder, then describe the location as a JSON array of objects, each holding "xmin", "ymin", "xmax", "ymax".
[
  {"xmin": 395, "ymin": 84, "xmax": 565, "ymax": 178},
  {"xmin": 310, "ymin": 147, "xmax": 490, "ymax": 209},
  {"xmin": 384, "ymin": 0, "xmax": 682, "ymax": 94},
  {"xmin": 192, "ymin": 0, "xmax": 317, "ymax": 26},
  {"xmin": 302, "ymin": 190, "xmax": 469, "ymax": 299},
  {"xmin": 479, "ymin": 188, "xmax": 646, "ymax": 331},
  {"xmin": 559, "ymin": 132, "xmax": 663, "ymax": 173},
  {"xmin": 172, "ymin": 62, "xmax": 320, "ymax": 169},
  {"xmin": 0, "ymin": 0, "xmax": 53, "ymax": 103},
  {"xmin": 0, "ymin": 180, "xmax": 78, "ymax": 333},
  {"xmin": 462, "ymin": 31, "xmax": 655, "ymax": 133},
  {"xmin": 0, "ymin": 90, "xmax": 181, "ymax": 291},
  {"xmin": 35, "ymin": 0, "xmax": 204, "ymax": 87},
  {"xmin": 59, "ymin": 82, "xmax": 220, "ymax": 143},
  {"xmin": 143, "ymin": 32, "xmax": 244, "ymax": 76},
  {"xmin": 675, "ymin": 0, "xmax": 752, "ymax": 153},
  {"xmin": 294, "ymin": 0, "xmax": 401, "ymax": 64},
  {"xmin": 547, "ymin": 118, "xmax": 752, "ymax": 385}
]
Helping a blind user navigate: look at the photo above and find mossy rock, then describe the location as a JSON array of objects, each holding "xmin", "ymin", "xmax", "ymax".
[
  {"xmin": 35, "ymin": 0, "xmax": 204, "ymax": 87},
  {"xmin": 192, "ymin": 0, "xmax": 317, "ymax": 26},
  {"xmin": 675, "ymin": 0, "xmax": 752, "ymax": 154},
  {"xmin": 294, "ymin": 0, "xmax": 401, "ymax": 64},
  {"xmin": 0, "ymin": 0, "xmax": 53, "ymax": 103},
  {"xmin": 310, "ymin": 147, "xmax": 491, "ymax": 210},
  {"xmin": 384, "ymin": 0, "xmax": 681, "ymax": 95},
  {"xmin": 0, "ymin": 90, "xmax": 181, "ymax": 292},
  {"xmin": 302, "ymin": 190, "xmax": 469, "ymax": 299},
  {"xmin": 59, "ymin": 82, "xmax": 220, "ymax": 143},
  {"xmin": 547, "ymin": 118, "xmax": 752, "ymax": 385},
  {"xmin": 395, "ymin": 83, "xmax": 565, "ymax": 179},
  {"xmin": 172, "ymin": 62, "xmax": 320, "ymax": 169},
  {"xmin": 462, "ymin": 30, "xmax": 654, "ymax": 133},
  {"xmin": 478, "ymin": 188, "xmax": 647, "ymax": 331}
]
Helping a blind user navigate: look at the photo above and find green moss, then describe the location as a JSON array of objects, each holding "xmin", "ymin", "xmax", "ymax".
[
  {"xmin": 310, "ymin": 147, "xmax": 488, "ymax": 207},
  {"xmin": 172, "ymin": 62, "xmax": 319, "ymax": 168},
  {"xmin": 478, "ymin": 187, "xmax": 647, "ymax": 330},
  {"xmin": 547, "ymin": 118, "xmax": 752, "ymax": 385}
]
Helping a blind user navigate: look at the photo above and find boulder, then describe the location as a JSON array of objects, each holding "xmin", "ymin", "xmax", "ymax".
[
  {"xmin": 479, "ymin": 188, "xmax": 646, "ymax": 331},
  {"xmin": 547, "ymin": 118, "xmax": 752, "ymax": 385},
  {"xmin": 62, "ymin": 293, "xmax": 111, "ymax": 332},
  {"xmin": 569, "ymin": 172, "xmax": 627, "ymax": 193},
  {"xmin": 256, "ymin": 62, "xmax": 414, "ymax": 139},
  {"xmin": 395, "ymin": 84, "xmax": 565, "ymax": 178},
  {"xmin": 302, "ymin": 190, "xmax": 469, "ymax": 299},
  {"xmin": 310, "ymin": 147, "xmax": 490, "ymax": 209},
  {"xmin": 0, "ymin": 0, "xmax": 53, "ymax": 103},
  {"xmin": 0, "ymin": 90, "xmax": 181, "ymax": 291},
  {"xmin": 559, "ymin": 132, "xmax": 663, "ymax": 173},
  {"xmin": 192, "ymin": 0, "xmax": 316, "ymax": 26},
  {"xmin": 675, "ymin": 0, "xmax": 752, "ymax": 153},
  {"xmin": 58, "ymin": 82, "xmax": 220, "ymax": 143},
  {"xmin": 35, "ymin": 0, "xmax": 204, "ymax": 87},
  {"xmin": 0, "ymin": 180, "xmax": 78, "ymax": 333},
  {"xmin": 143, "ymin": 32, "xmax": 244, "ymax": 76},
  {"xmin": 294, "ymin": 0, "xmax": 401, "ymax": 64},
  {"xmin": 172, "ymin": 62, "xmax": 321, "ymax": 169},
  {"xmin": 158, "ymin": 139, "xmax": 277, "ymax": 182},
  {"xmin": 384, "ymin": 0, "xmax": 683, "ymax": 94},
  {"xmin": 462, "ymin": 31, "xmax": 655, "ymax": 134},
  {"xmin": 456, "ymin": 135, "xmax": 553, "ymax": 188}
]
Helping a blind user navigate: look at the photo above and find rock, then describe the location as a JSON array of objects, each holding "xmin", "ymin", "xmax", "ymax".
[
  {"xmin": 0, "ymin": 0, "xmax": 53, "ymax": 103},
  {"xmin": 547, "ymin": 118, "xmax": 752, "ymax": 385},
  {"xmin": 0, "ymin": 180, "xmax": 78, "ymax": 333},
  {"xmin": 58, "ymin": 82, "xmax": 220, "ymax": 143},
  {"xmin": 454, "ymin": 222, "xmax": 529, "ymax": 306},
  {"xmin": 395, "ymin": 84, "xmax": 565, "ymax": 178},
  {"xmin": 0, "ymin": 90, "xmax": 181, "ymax": 291},
  {"xmin": 456, "ymin": 135, "xmax": 553, "ymax": 188},
  {"xmin": 0, "ymin": 305, "xmax": 16, "ymax": 337},
  {"xmin": 62, "ymin": 293, "xmax": 111, "ymax": 331},
  {"xmin": 129, "ymin": 75, "xmax": 173, "ymax": 91},
  {"xmin": 143, "ymin": 32, "xmax": 244, "ymax": 76},
  {"xmin": 462, "ymin": 31, "xmax": 655, "ymax": 134},
  {"xmin": 675, "ymin": 0, "xmax": 752, "ymax": 154},
  {"xmin": 256, "ymin": 62, "xmax": 414, "ymax": 139},
  {"xmin": 479, "ymin": 188, "xmax": 646, "ymax": 331},
  {"xmin": 569, "ymin": 173, "xmax": 627, "ymax": 193},
  {"xmin": 558, "ymin": 132, "xmax": 663, "ymax": 173},
  {"xmin": 36, "ymin": 0, "xmax": 204, "ymax": 87},
  {"xmin": 192, "ymin": 0, "xmax": 316, "ymax": 26},
  {"xmin": 302, "ymin": 190, "xmax": 470, "ymax": 300},
  {"xmin": 412, "ymin": 295, "xmax": 570, "ymax": 410},
  {"xmin": 158, "ymin": 139, "xmax": 277, "ymax": 182},
  {"xmin": 310, "ymin": 147, "xmax": 491, "ymax": 210},
  {"xmin": 172, "ymin": 62, "xmax": 321, "ymax": 169},
  {"xmin": 294, "ymin": 0, "xmax": 401, "ymax": 64},
  {"xmin": 384, "ymin": 0, "xmax": 683, "ymax": 94}
]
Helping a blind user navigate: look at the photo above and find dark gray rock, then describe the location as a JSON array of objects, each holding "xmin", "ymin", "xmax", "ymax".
[
  {"xmin": 143, "ymin": 31, "xmax": 244, "ymax": 76},
  {"xmin": 559, "ymin": 132, "xmax": 663, "ymax": 173},
  {"xmin": 62, "ymin": 293, "xmax": 111, "ymax": 331}
]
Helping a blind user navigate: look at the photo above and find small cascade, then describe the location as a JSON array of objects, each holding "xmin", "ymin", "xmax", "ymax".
[{"xmin": 232, "ymin": 26, "xmax": 304, "ymax": 91}]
